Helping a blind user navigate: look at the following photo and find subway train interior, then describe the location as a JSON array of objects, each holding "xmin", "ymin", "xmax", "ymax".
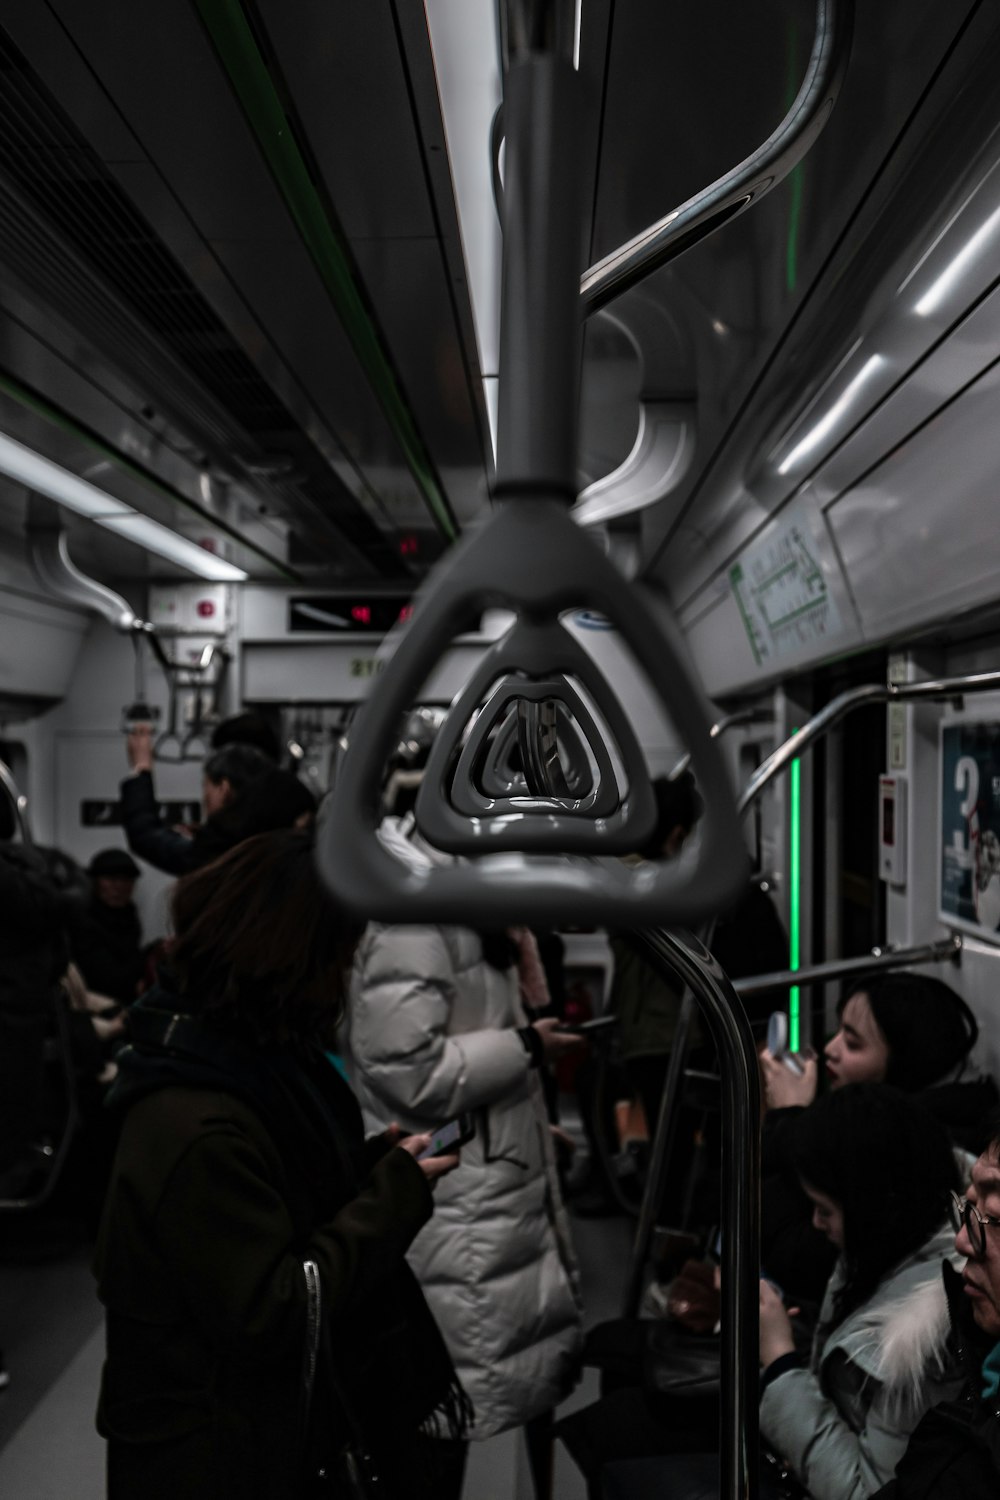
[{"xmin": 4, "ymin": 0, "xmax": 1000, "ymax": 1495}]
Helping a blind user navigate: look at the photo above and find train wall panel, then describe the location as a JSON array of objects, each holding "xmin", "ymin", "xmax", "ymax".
[
  {"xmin": 675, "ymin": 497, "xmax": 863, "ymax": 701},
  {"xmin": 883, "ymin": 646, "xmax": 1000, "ymax": 1086}
]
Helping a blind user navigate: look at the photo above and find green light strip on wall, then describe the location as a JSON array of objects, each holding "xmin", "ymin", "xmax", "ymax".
[
  {"xmin": 192, "ymin": 0, "xmax": 458, "ymax": 544},
  {"xmin": 789, "ymin": 751, "xmax": 802, "ymax": 1051}
]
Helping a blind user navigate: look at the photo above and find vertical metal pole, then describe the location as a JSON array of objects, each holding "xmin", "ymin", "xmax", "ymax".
[
  {"xmin": 622, "ymin": 984, "xmax": 697, "ymax": 1317},
  {"xmin": 632, "ymin": 929, "xmax": 760, "ymax": 1500},
  {"xmin": 495, "ymin": 1, "xmax": 584, "ymax": 501}
]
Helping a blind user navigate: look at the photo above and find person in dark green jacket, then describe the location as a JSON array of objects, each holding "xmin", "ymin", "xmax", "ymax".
[{"xmin": 93, "ymin": 829, "xmax": 471, "ymax": 1500}]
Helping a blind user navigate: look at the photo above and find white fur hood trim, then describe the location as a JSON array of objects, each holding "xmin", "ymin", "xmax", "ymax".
[{"xmin": 847, "ymin": 1276, "xmax": 954, "ymax": 1398}]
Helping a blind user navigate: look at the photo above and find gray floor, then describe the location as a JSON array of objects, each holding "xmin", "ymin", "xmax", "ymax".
[{"xmin": 0, "ymin": 1192, "xmax": 635, "ymax": 1499}]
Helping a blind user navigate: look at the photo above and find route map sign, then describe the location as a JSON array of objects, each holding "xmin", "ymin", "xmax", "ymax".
[
  {"xmin": 940, "ymin": 719, "xmax": 1000, "ymax": 942},
  {"xmin": 730, "ymin": 517, "xmax": 843, "ymax": 666}
]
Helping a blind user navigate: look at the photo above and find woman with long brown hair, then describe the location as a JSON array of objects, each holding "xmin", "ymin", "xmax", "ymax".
[{"xmin": 93, "ymin": 829, "xmax": 470, "ymax": 1499}]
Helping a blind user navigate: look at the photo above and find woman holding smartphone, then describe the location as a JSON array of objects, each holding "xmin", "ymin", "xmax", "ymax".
[
  {"xmin": 93, "ymin": 830, "xmax": 470, "ymax": 1500},
  {"xmin": 348, "ymin": 811, "xmax": 584, "ymax": 1493}
]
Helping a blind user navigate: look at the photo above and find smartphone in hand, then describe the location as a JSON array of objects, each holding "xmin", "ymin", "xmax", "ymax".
[
  {"xmin": 766, "ymin": 1011, "xmax": 806, "ymax": 1075},
  {"xmin": 417, "ymin": 1114, "xmax": 475, "ymax": 1160},
  {"xmin": 557, "ymin": 1015, "xmax": 617, "ymax": 1035}
]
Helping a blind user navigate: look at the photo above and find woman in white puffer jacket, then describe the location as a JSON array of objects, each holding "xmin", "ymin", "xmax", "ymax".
[{"xmin": 347, "ymin": 815, "xmax": 583, "ymax": 1445}]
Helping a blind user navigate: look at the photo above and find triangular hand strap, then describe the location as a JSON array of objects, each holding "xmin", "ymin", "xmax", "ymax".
[
  {"xmin": 416, "ymin": 617, "xmax": 648, "ymax": 850},
  {"xmin": 316, "ymin": 502, "xmax": 748, "ymax": 926}
]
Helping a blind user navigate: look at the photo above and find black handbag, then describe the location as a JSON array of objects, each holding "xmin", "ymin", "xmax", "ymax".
[
  {"xmin": 642, "ymin": 1323, "xmax": 722, "ymax": 1398},
  {"xmin": 301, "ymin": 1259, "xmax": 384, "ymax": 1499}
]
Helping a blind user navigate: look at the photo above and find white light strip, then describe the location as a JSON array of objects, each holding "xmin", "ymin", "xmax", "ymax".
[
  {"xmin": 777, "ymin": 355, "xmax": 885, "ymax": 476},
  {"xmin": 0, "ymin": 430, "xmax": 248, "ymax": 580},
  {"xmin": 424, "ymin": 0, "xmax": 502, "ymax": 465},
  {"xmin": 915, "ymin": 203, "xmax": 1000, "ymax": 318},
  {"xmin": 99, "ymin": 515, "xmax": 248, "ymax": 581},
  {"xmin": 0, "ymin": 431, "xmax": 131, "ymax": 519}
]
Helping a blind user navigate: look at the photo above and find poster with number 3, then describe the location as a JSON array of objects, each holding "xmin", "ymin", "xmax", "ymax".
[{"xmin": 940, "ymin": 720, "xmax": 1000, "ymax": 939}]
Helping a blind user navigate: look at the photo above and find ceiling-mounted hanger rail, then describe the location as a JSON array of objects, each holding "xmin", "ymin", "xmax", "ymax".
[{"xmin": 580, "ymin": 0, "xmax": 853, "ymax": 315}]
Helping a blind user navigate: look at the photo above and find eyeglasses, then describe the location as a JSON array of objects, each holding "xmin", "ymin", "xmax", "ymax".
[{"xmin": 949, "ymin": 1190, "xmax": 1000, "ymax": 1257}]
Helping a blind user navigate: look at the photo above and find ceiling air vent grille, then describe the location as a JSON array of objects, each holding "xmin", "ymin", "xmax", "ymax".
[{"xmin": 0, "ymin": 25, "xmax": 403, "ymax": 575}]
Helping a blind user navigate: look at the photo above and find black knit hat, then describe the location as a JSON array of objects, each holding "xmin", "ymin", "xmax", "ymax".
[
  {"xmin": 89, "ymin": 848, "xmax": 142, "ymax": 879},
  {"xmin": 842, "ymin": 971, "xmax": 978, "ymax": 1091}
]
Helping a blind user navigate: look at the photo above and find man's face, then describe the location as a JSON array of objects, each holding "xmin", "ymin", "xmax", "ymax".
[
  {"xmin": 95, "ymin": 875, "xmax": 136, "ymax": 909},
  {"xmin": 955, "ymin": 1146, "xmax": 1000, "ymax": 1337}
]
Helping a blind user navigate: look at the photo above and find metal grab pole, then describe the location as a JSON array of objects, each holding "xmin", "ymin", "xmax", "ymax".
[
  {"xmin": 631, "ymin": 928, "xmax": 761, "ymax": 1500},
  {"xmin": 733, "ymin": 934, "xmax": 962, "ymax": 1000},
  {"xmin": 622, "ymin": 984, "xmax": 696, "ymax": 1316}
]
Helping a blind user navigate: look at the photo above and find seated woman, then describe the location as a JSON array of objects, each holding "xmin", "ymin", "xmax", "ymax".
[
  {"xmin": 760, "ymin": 971, "xmax": 994, "ymax": 1304},
  {"xmin": 560, "ymin": 1085, "xmax": 966, "ymax": 1500},
  {"xmin": 93, "ymin": 830, "xmax": 471, "ymax": 1500},
  {"xmin": 757, "ymin": 1084, "xmax": 964, "ymax": 1500}
]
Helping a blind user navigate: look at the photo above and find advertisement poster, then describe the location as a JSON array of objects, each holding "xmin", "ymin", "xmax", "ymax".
[{"xmin": 940, "ymin": 720, "xmax": 1000, "ymax": 940}]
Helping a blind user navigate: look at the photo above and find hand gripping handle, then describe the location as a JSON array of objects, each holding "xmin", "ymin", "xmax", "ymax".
[{"xmin": 316, "ymin": 502, "xmax": 748, "ymax": 926}]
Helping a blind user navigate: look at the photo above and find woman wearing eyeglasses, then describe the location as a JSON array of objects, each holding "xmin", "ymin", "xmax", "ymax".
[
  {"xmin": 757, "ymin": 1084, "xmax": 966, "ymax": 1500},
  {"xmin": 869, "ymin": 1112, "xmax": 1000, "ymax": 1500}
]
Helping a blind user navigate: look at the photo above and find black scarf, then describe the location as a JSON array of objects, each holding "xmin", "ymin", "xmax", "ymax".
[{"xmin": 111, "ymin": 985, "xmax": 471, "ymax": 1469}]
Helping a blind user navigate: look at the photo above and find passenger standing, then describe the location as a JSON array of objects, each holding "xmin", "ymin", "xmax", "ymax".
[
  {"xmin": 348, "ymin": 812, "xmax": 584, "ymax": 1488},
  {"xmin": 0, "ymin": 799, "xmax": 69, "ymax": 1193},
  {"xmin": 94, "ymin": 830, "xmax": 470, "ymax": 1500}
]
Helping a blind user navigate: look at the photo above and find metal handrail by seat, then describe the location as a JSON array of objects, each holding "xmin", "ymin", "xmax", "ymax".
[{"xmin": 625, "ymin": 928, "xmax": 761, "ymax": 1500}]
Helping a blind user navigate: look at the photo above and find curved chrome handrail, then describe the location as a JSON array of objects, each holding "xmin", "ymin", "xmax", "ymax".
[
  {"xmin": 0, "ymin": 758, "xmax": 33, "ymax": 848},
  {"xmin": 739, "ymin": 669, "xmax": 1000, "ymax": 814},
  {"xmin": 669, "ymin": 706, "xmax": 773, "ymax": 781},
  {"xmin": 627, "ymin": 928, "xmax": 760, "ymax": 1500},
  {"xmin": 581, "ymin": 0, "xmax": 853, "ymax": 314}
]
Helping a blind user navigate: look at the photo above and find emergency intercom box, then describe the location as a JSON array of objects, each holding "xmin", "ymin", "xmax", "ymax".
[{"xmin": 878, "ymin": 774, "xmax": 907, "ymax": 886}]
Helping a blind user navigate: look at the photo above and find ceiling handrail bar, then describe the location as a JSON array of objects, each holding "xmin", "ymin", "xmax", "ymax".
[
  {"xmin": 623, "ymin": 928, "xmax": 761, "ymax": 1500},
  {"xmin": 739, "ymin": 668, "xmax": 1000, "ymax": 815},
  {"xmin": 733, "ymin": 934, "xmax": 962, "ymax": 999},
  {"xmin": 0, "ymin": 757, "xmax": 33, "ymax": 848},
  {"xmin": 580, "ymin": 0, "xmax": 853, "ymax": 315}
]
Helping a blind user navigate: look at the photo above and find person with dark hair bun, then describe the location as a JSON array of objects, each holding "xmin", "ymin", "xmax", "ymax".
[
  {"xmin": 209, "ymin": 709, "xmax": 283, "ymax": 764},
  {"xmin": 757, "ymin": 1085, "xmax": 964, "ymax": 1500},
  {"xmin": 93, "ymin": 831, "xmax": 471, "ymax": 1500}
]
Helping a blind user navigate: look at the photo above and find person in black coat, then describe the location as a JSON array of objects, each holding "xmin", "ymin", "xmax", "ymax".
[
  {"xmin": 0, "ymin": 811, "xmax": 68, "ymax": 1183},
  {"xmin": 874, "ymin": 1114, "xmax": 1000, "ymax": 1500},
  {"xmin": 66, "ymin": 849, "xmax": 144, "ymax": 1007},
  {"xmin": 94, "ymin": 830, "xmax": 471, "ymax": 1500},
  {"xmin": 120, "ymin": 730, "xmax": 316, "ymax": 877}
]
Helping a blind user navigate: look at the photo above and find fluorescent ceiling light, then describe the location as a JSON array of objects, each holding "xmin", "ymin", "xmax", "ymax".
[
  {"xmin": 424, "ymin": 0, "xmax": 501, "ymax": 465},
  {"xmin": 98, "ymin": 515, "xmax": 247, "ymax": 581},
  {"xmin": 915, "ymin": 203, "xmax": 1000, "ymax": 318},
  {"xmin": 0, "ymin": 431, "xmax": 130, "ymax": 519},
  {"xmin": 777, "ymin": 355, "xmax": 885, "ymax": 475},
  {"xmin": 0, "ymin": 429, "xmax": 248, "ymax": 580}
]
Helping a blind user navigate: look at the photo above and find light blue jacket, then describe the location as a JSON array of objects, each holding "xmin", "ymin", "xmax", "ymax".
[{"xmin": 760, "ymin": 1222, "xmax": 964, "ymax": 1500}]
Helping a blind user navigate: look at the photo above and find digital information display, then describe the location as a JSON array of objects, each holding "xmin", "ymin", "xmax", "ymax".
[
  {"xmin": 288, "ymin": 596, "xmax": 413, "ymax": 634},
  {"xmin": 940, "ymin": 719, "xmax": 1000, "ymax": 941}
]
